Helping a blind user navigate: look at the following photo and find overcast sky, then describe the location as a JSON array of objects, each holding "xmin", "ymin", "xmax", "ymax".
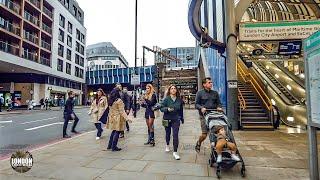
[{"xmin": 76, "ymin": 0, "xmax": 195, "ymax": 66}]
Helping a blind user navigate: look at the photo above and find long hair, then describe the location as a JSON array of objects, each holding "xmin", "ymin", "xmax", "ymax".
[
  {"xmin": 108, "ymin": 88, "xmax": 121, "ymax": 106},
  {"xmin": 95, "ymin": 88, "xmax": 106, "ymax": 105},
  {"xmin": 145, "ymin": 84, "xmax": 155, "ymax": 100},
  {"xmin": 166, "ymin": 84, "xmax": 180, "ymax": 98}
]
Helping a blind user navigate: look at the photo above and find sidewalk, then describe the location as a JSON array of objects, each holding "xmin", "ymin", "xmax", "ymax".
[{"xmin": 0, "ymin": 109, "xmax": 310, "ymax": 180}]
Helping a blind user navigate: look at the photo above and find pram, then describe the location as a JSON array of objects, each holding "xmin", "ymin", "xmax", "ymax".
[{"xmin": 205, "ymin": 110, "xmax": 246, "ymax": 179}]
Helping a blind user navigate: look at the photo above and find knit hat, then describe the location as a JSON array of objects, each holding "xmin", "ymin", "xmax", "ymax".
[{"xmin": 214, "ymin": 125, "xmax": 224, "ymax": 134}]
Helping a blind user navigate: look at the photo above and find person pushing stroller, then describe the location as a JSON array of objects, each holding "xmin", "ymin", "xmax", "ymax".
[{"xmin": 214, "ymin": 125, "xmax": 240, "ymax": 163}]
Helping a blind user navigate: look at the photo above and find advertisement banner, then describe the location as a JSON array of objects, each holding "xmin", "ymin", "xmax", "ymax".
[{"xmin": 239, "ymin": 20, "xmax": 320, "ymax": 41}]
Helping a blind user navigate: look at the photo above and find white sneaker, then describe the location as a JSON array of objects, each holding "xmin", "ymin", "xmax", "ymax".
[
  {"xmin": 96, "ymin": 137, "xmax": 100, "ymax": 140},
  {"xmin": 173, "ymin": 152, "xmax": 180, "ymax": 160},
  {"xmin": 165, "ymin": 145, "xmax": 170, "ymax": 152},
  {"xmin": 216, "ymin": 155, "xmax": 222, "ymax": 163},
  {"xmin": 231, "ymin": 154, "xmax": 240, "ymax": 161}
]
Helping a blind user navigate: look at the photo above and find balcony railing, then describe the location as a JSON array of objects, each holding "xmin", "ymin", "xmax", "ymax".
[
  {"xmin": 23, "ymin": 49, "xmax": 38, "ymax": 62},
  {"xmin": 0, "ymin": 41, "xmax": 19, "ymax": 56},
  {"xmin": 26, "ymin": 0, "xmax": 40, "ymax": 9},
  {"xmin": 41, "ymin": 40, "xmax": 50, "ymax": 50},
  {"xmin": 40, "ymin": 56, "xmax": 50, "ymax": 67},
  {"xmin": 0, "ymin": 0, "xmax": 20, "ymax": 14},
  {"xmin": 42, "ymin": 23, "xmax": 52, "ymax": 34},
  {"xmin": 43, "ymin": 6, "xmax": 53, "ymax": 18},
  {"xmin": 0, "ymin": 18, "xmax": 20, "ymax": 36},
  {"xmin": 24, "ymin": 31, "xmax": 39, "ymax": 44},
  {"xmin": 24, "ymin": 11, "xmax": 39, "ymax": 26}
]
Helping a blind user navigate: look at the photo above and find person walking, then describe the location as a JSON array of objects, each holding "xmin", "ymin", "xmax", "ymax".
[
  {"xmin": 115, "ymin": 83, "xmax": 131, "ymax": 138},
  {"xmin": 160, "ymin": 85, "xmax": 184, "ymax": 160},
  {"xmin": 60, "ymin": 98, "xmax": 65, "ymax": 110},
  {"xmin": 40, "ymin": 98, "xmax": 44, "ymax": 110},
  {"xmin": 106, "ymin": 88, "xmax": 132, "ymax": 151},
  {"xmin": 88, "ymin": 88, "xmax": 108, "ymax": 140},
  {"xmin": 0, "ymin": 96, "xmax": 4, "ymax": 112},
  {"xmin": 63, "ymin": 91, "xmax": 80, "ymax": 138},
  {"xmin": 194, "ymin": 77, "xmax": 223, "ymax": 153},
  {"xmin": 45, "ymin": 98, "xmax": 49, "ymax": 110},
  {"xmin": 140, "ymin": 84, "xmax": 157, "ymax": 146}
]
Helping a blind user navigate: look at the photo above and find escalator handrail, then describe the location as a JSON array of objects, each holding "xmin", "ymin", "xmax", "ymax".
[
  {"xmin": 237, "ymin": 62, "xmax": 273, "ymax": 111},
  {"xmin": 272, "ymin": 61, "xmax": 305, "ymax": 89},
  {"xmin": 255, "ymin": 62, "xmax": 302, "ymax": 105}
]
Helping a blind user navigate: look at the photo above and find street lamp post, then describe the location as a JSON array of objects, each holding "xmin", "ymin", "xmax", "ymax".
[{"xmin": 133, "ymin": 0, "xmax": 138, "ymax": 118}]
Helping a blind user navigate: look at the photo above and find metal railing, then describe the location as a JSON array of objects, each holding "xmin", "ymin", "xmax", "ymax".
[
  {"xmin": 0, "ymin": 41, "xmax": 19, "ymax": 55},
  {"xmin": 238, "ymin": 86, "xmax": 246, "ymax": 126},
  {"xmin": 41, "ymin": 40, "xmax": 50, "ymax": 50},
  {"xmin": 40, "ymin": 56, "xmax": 50, "ymax": 67},
  {"xmin": 0, "ymin": 18, "xmax": 20, "ymax": 35},
  {"xmin": 22, "ymin": 49, "xmax": 38, "ymax": 62},
  {"xmin": 24, "ymin": 30, "xmax": 39, "ymax": 44},
  {"xmin": 24, "ymin": 11, "xmax": 39, "ymax": 26},
  {"xmin": 0, "ymin": 0, "xmax": 20, "ymax": 14},
  {"xmin": 42, "ymin": 23, "xmax": 52, "ymax": 34},
  {"xmin": 43, "ymin": 6, "xmax": 53, "ymax": 18},
  {"xmin": 26, "ymin": 0, "xmax": 40, "ymax": 8}
]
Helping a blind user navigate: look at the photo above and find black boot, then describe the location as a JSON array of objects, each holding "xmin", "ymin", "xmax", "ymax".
[
  {"xmin": 144, "ymin": 129, "xmax": 150, "ymax": 145},
  {"xmin": 149, "ymin": 132, "xmax": 155, "ymax": 146}
]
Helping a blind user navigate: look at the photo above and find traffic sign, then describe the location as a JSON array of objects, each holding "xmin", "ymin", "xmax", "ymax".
[{"xmin": 131, "ymin": 74, "xmax": 140, "ymax": 85}]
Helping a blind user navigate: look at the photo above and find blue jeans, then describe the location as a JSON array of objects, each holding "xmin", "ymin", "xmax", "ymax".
[
  {"xmin": 108, "ymin": 130, "xmax": 120, "ymax": 150},
  {"xmin": 165, "ymin": 119, "xmax": 180, "ymax": 152},
  {"xmin": 94, "ymin": 123, "xmax": 103, "ymax": 137}
]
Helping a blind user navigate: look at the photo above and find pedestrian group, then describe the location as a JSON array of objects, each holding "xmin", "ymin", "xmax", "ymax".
[{"xmin": 61, "ymin": 77, "xmax": 239, "ymax": 161}]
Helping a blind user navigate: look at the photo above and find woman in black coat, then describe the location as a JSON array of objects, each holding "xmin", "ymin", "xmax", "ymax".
[{"xmin": 140, "ymin": 84, "xmax": 157, "ymax": 146}]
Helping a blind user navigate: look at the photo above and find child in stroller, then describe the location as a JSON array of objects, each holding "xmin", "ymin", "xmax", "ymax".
[
  {"xmin": 214, "ymin": 125, "xmax": 240, "ymax": 163},
  {"xmin": 206, "ymin": 110, "xmax": 246, "ymax": 178}
]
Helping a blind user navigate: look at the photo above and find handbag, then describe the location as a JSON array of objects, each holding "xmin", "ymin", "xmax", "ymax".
[
  {"xmin": 98, "ymin": 107, "xmax": 109, "ymax": 124},
  {"xmin": 162, "ymin": 119, "xmax": 170, "ymax": 127}
]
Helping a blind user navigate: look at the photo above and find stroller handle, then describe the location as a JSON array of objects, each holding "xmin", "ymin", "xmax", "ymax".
[{"xmin": 204, "ymin": 109, "xmax": 225, "ymax": 115}]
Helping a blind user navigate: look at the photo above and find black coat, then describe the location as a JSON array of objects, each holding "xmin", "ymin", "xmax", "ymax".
[{"xmin": 142, "ymin": 93, "xmax": 157, "ymax": 118}]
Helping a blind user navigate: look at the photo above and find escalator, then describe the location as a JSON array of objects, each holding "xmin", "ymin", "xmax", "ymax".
[
  {"xmin": 244, "ymin": 60, "xmax": 307, "ymax": 128},
  {"xmin": 254, "ymin": 62, "xmax": 301, "ymax": 105}
]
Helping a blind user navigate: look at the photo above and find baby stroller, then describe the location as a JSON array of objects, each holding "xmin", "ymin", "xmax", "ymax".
[{"xmin": 205, "ymin": 110, "xmax": 246, "ymax": 178}]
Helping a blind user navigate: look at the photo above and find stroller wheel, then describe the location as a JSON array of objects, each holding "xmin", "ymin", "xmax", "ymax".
[
  {"xmin": 241, "ymin": 166, "xmax": 246, "ymax": 177},
  {"xmin": 216, "ymin": 169, "xmax": 221, "ymax": 179}
]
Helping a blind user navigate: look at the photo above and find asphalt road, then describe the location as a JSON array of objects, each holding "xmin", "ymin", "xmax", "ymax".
[{"xmin": 0, "ymin": 107, "xmax": 96, "ymax": 156}]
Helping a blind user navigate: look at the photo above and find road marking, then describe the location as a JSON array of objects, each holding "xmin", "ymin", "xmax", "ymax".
[
  {"xmin": 20, "ymin": 117, "xmax": 57, "ymax": 125},
  {"xmin": 0, "ymin": 120, "xmax": 12, "ymax": 124},
  {"xmin": 25, "ymin": 121, "xmax": 73, "ymax": 131}
]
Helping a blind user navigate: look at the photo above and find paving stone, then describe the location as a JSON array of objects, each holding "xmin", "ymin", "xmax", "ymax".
[
  {"xmin": 96, "ymin": 169, "xmax": 165, "ymax": 180},
  {"xmin": 112, "ymin": 160, "xmax": 148, "ymax": 172},
  {"xmin": 143, "ymin": 161, "xmax": 208, "ymax": 176},
  {"xmin": 84, "ymin": 157, "xmax": 122, "ymax": 169}
]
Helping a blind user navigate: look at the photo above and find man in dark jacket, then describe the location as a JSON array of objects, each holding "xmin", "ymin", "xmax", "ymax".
[
  {"xmin": 195, "ymin": 77, "xmax": 222, "ymax": 153},
  {"xmin": 63, "ymin": 91, "xmax": 80, "ymax": 138}
]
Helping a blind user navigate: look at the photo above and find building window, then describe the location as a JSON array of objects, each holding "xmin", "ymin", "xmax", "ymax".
[
  {"xmin": 80, "ymin": 45, "xmax": 84, "ymax": 55},
  {"xmin": 59, "ymin": 14, "xmax": 65, "ymax": 28},
  {"xmin": 80, "ymin": 33, "xmax": 85, "ymax": 44},
  {"xmin": 67, "ymin": 35, "xmax": 72, "ymax": 47},
  {"xmin": 57, "ymin": 59, "xmax": 63, "ymax": 72},
  {"xmin": 65, "ymin": 0, "xmax": 69, "ymax": 8},
  {"xmin": 76, "ymin": 42, "xmax": 80, "ymax": 53},
  {"xmin": 79, "ymin": 69, "xmax": 83, "ymax": 78},
  {"xmin": 58, "ymin": 29, "xmax": 64, "ymax": 42},
  {"xmin": 73, "ymin": 5, "xmax": 77, "ymax": 16},
  {"xmin": 67, "ymin": 22, "xmax": 72, "ymax": 34},
  {"xmin": 76, "ymin": 29, "xmax": 80, "ymax": 41},
  {"xmin": 58, "ymin": 44, "xmax": 64, "ymax": 57},
  {"xmin": 66, "ymin": 62, "xmax": 71, "ymax": 74},
  {"xmin": 80, "ymin": 57, "xmax": 84, "ymax": 67},
  {"xmin": 75, "ymin": 54, "xmax": 80, "ymax": 65},
  {"xmin": 75, "ymin": 66, "xmax": 79, "ymax": 77},
  {"xmin": 66, "ymin": 49, "xmax": 71, "ymax": 60},
  {"xmin": 78, "ymin": 11, "xmax": 82, "ymax": 20}
]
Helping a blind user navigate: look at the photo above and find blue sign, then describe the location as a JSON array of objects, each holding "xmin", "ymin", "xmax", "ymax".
[{"xmin": 278, "ymin": 41, "xmax": 302, "ymax": 55}]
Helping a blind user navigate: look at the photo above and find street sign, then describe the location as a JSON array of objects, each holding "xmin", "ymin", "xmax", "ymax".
[
  {"xmin": 239, "ymin": 20, "xmax": 320, "ymax": 41},
  {"xmin": 278, "ymin": 41, "xmax": 302, "ymax": 55},
  {"xmin": 131, "ymin": 74, "xmax": 140, "ymax": 85},
  {"xmin": 304, "ymin": 30, "xmax": 320, "ymax": 180},
  {"xmin": 227, "ymin": 80, "xmax": 238, "ymax": 89}
]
